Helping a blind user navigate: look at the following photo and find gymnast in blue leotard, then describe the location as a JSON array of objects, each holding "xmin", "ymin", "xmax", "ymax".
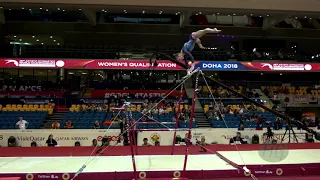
[{"xmin": 177, "ymin": 28, "xmax": 221, "ymax": 74}]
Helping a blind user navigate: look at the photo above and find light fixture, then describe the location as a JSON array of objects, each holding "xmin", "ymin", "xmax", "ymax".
[
  {"xmin": 159, "ymin": 11, "xmax": 162, "ymax": 14},
  {"xmin": 267, "ymin": 14, "xmax": 269, "ymax": 17},
  {"xmin": 62, "ymin": 9, "xmax": 65, "ymax": 11},
  {"xmin": 79, "ymin": 8, "xmax": 81, "ymax": 11},
  {"xmin": 217, "ymin": 13, "xmax": 219, "ymax": 15},
  {"xmin": 40, "ymin": 7, "xmax": 42, "ymax": 10},
  {"xmin": 304, "ymin": 16, "xmax": 307, "ymax": 18},
  {"xmin": 36, "ymin": 39, "xmax": 39, "ymax": 42},
  {"xmin": 233, "ymin": 13, "xmax": 236, "ymax": 15},
  {"xmin": 250, "ymin": 14, "xmax": 253, "ymax": 16},
  {"xmin": 22, "ymin": 7, "xmax": 24, "ymax": 9},
  {"xmin": 46, "ymin": 9, "xmax": 48, "ymax": 12},
  {"xmin": 142, "ymin": 11, "xmax": 145, "ymax": 14},
  {"xmin": 310, "ymin": 17, "xmax": 312, "ymax": 19},
  {"xmin": 0, "ymin": 7, "xmax": 2, "ymax": 9},
  {"xmin": 259, "ymin": 15, "xmax": 262, "ymax": 17},
  {"xmin": 177, "ymin": 12, "xmax": 180, "ymax": 14},
  {"xmin": 9, "ymin": 9, "xmax": 11, "ymax": 10},
  {"xmin": 41, "ymin": 43, "xmax": 44, "ymax": 45},
  {"xmin": 199, "ymin": 12, "xmax": 202, "ymax": 14},
  {"xmin": 32, "ymin": 36, "xmax": 35, "ymax": 38},
  {"xmin": 57, "ymin": 8, "xmax": 60, "ymax": 10},
  {"xmin": 228, "ymin": 15, "xmax": 230, "ymax": 16},
  {"xmin": 50, "ymin": 36, "xmax": 53, "ymax": 38},
  {"xmin": 29, "ymin": 9, "xmax": 31, "ymax": 11},
  {"xmin": 19, "ymin": 39, "xmax": 22, "ymax": 41},
  {"xmin": 57, "ymin": 43, "xmax": 60, "ymax": 45},
  {"xmin": 53, "ymin": 39, "xmax": 56, "ymax": 42},
  {"xmin": 295, "ymin": 17, "xmax": 298, "ymax": 19},
  {"xmin": 175, "ymin": 13, "xmax": 178, "ymax": 15},
  {"xmin": 244, "ymin": 15, "xmax": 246, "ymax": 17},
  {"xmin": 13, "ymin": 36, "xmax": 16, "ymax": 38},
  {"xmin": 195, "ymin": 14, "xmax": 198, "ymax": 16}
]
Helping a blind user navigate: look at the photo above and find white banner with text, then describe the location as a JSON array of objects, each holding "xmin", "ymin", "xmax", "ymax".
[
  {"xmin": 137, "ymin": 128, "xmax": 319, "ymax": 146},
  {"xmin": 0, "ymin": 129, "xmax": 120, "ymax": 147}
]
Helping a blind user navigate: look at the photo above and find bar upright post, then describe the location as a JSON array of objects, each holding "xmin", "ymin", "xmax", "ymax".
[{"xmin": 182, "ymin": 71, "xmax": 200, "ymax": 176}]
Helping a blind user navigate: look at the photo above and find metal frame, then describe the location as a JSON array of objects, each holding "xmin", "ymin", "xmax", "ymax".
[{"xmin": 126, "ymin": 71, "xmax": 197, "ymax": 180}]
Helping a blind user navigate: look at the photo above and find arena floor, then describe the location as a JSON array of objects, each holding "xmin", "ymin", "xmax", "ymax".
[{"xmin": 0, "ymin": 144, "xmax": 319, "ymax": 180}]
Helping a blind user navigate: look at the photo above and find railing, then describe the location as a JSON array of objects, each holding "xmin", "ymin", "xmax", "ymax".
[{"xmin": 5, "ymin": 44, "xmax": 313, "ymax": 62}]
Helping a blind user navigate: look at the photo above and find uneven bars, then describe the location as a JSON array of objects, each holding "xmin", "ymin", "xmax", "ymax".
[
  {"xmin": 127, "ymin": 109, "xmax": 137, "ymax": 180},
  {"xmin": 182, "ymin": 70, "xmax": 201, "ymax": 175},
  {"xmin": 172, "ymin": 84, "xmax": 185, "ymax": 155}
]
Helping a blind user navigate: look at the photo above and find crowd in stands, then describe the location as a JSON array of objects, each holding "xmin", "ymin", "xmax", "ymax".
[
  {"xmin": 262, "ymin": 85, "xmax": 320, "ymax": 97},
  {"xmin": 205, "ymin": 101, "xmax": 279, "ymax": 129},
  {"xmin": 198, "ymin": 83, "xmax": 258, "ymax": 99}
]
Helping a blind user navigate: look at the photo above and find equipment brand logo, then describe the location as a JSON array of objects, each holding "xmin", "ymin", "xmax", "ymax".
[
  {"xmin": 5, "ymin": 59, "xmax": 65, "ymax": 68},
  {"xmin": 258, "ymin": 143, "xmax": 289, "ymax": 163},
  {"xmin": 150, "ymin": 133, "xmax": 161, "ymax": 143}
]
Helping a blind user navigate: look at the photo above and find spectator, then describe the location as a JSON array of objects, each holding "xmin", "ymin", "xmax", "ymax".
[
  {"xmin": 238, "ymin": 123, "xmax": 244, "ymax": 131},
  {"xmin": 198, "ymin": 136, "xmax": 208, "ymax": 152},
  {"xmin": 15, "ymin": 117, "xmax": 28, "ymax": 130},
  {"xmin": 31, "ymin": 141, "xmax": 37, "ymax": 147},
  {"xmin": 229, "ymin": 132, "xmax": 245, "ymax": 144},
  {"xmin": 93, "ymin": 120, "xmax": 100, "ymax": 129},
  {"xmin": 46, "ymin": 134, "xmax": 58, "ymax": 147},
  {"xmin": 142, "ymin": 138, "xmax": 152, "ymax": 146},
  {"xmin": 92, "ymin": 139, "xmax": 98, "ymax": 146},
  {"xmin": 64, "ymin": 120, "xmax": 74, "ymax": 129},
  {"xmin": 52, "ymin": 121, "xmax": 60, "ymax": 129}
]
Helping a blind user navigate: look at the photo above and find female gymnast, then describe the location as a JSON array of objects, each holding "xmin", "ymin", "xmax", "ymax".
[{"xmin": 177, "ymin": 28, "xmax": 221, "ymax": 74}]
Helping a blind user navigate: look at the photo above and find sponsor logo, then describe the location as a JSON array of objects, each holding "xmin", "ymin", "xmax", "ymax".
[
  {"xmin": 38, "ymin": 174, "xmax": 59, "ymax": 179},
  {"xmin": 55, "ymin": 137, "xmax": 89, "ymax": 141},
  {"xmin": 16, "ymin": 136, "xmax": 46, "ymax": 142},
  {"xmin": 104, "ymin": 92, "xmax": 166, "ymax": 98},
  {"xmin": 4, "ymin": 59, "xmax": 65, "ymax": 68},
  {"xmin": 150, "ymin": 133, "xmax": 161, "ymax": 143},
  {"xmin": 0, "ymin": 135, "xmax": 3, "ymax": 140},
  {"xmin": 261, "ymin": 63, "xmax": 312, "ymax": 71},
  {"xmin": 5, "ymin": 59, "xmax": 19, "ymax": 66},
  {"xmin": 96, "ymin": 136, "xmax": 119, "ymax": 141},
  {"xmin": 254, "ymin": 170, "xmax": 273, "ymax": 174}
]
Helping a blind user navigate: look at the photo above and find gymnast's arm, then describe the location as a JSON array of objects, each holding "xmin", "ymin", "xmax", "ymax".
[{"xmin": 196, "ymin": 39, "xmax": 206, "ymax": 49}]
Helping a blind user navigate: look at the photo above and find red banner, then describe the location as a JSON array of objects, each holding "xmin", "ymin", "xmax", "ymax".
[
  {"xmin": 91, "ymin": 90, "xmax": 185, "ymax": 98},
  {"xmin": 0, "ymin": 59, "xmax": 183, "ymax": 70}
]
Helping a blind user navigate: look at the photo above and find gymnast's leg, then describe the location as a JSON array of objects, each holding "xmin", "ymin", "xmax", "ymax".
[
  {"xmin": 182, "ymin": 48, "xmax": 195, "ymax": 74},
  {"xmin": 191, "ymin": 28, "xmax": 221, "ymax": 39}
]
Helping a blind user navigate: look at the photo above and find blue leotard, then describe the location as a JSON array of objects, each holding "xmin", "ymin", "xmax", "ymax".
[{"xmin": 181, "ymin": 34, "xmax": 196, "ymax": 63}]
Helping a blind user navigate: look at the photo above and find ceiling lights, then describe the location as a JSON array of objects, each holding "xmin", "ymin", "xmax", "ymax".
[{"xmin": 159, "ymin": 11, "xmax": 162, "ymax": 14}]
